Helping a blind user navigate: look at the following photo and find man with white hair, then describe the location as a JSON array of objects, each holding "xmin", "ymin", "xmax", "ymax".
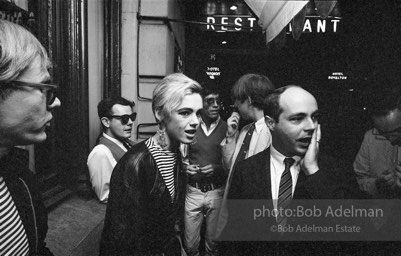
[{"xmin": 0, "ymin": 20, "xmax": 59, "ymax": 255}]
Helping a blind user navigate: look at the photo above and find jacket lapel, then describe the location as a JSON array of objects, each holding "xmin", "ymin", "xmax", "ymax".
[{"xmin": 247, "ymin": 149, "xmax": 272, "ymax": 199}]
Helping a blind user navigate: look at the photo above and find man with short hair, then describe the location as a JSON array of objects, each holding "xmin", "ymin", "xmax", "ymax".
[
  {"xmin": 223, "ymin": 86, "xmax": 362, "ymax": 255},
  {"xmin": 0, "ymin": 20, "xmax": 59, "ymax": 256},
  {"xmin": 354, "ymin": 85, "xmax": 401, "ymax": 198},
  {"xmin": 183, "ymin": 85, "xmax": 227, "ymax": 256},
  {"xmin": 221, "ymin": 73, "xmax": 275, "ymax": 195},
  {"xmin": 87, "ymin": 97, "xmax": 136, "ymax": 203}
]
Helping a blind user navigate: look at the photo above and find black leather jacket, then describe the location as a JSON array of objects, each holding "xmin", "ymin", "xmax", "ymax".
[
  {"xmin": 100, "ymin": 141, "xmax": 186, "ymax": 256},
  {"xmin": 0, "ymin": 148, "xmax": 53, "ymax": 256}
]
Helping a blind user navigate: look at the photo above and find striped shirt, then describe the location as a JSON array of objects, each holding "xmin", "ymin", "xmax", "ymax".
[
  {"xmin": 0, "ymin": 176, "xmax": 30, "ymax": 256},
  {"xmin": 145, "ymin": 138, "xmax": 177, "ymax": 202}
]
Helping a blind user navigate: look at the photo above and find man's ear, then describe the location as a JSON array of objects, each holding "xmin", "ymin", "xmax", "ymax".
[
  {"xmin": 247, "ymin": 96, "xmax": 252, "ymax": 106},
  {"xmin": 264, "ymin": 115, "xmax": 276, "ymax": 131},
  {"xmin": 101, "ymin": 117, "xmax": 111, "ymax": 128}
]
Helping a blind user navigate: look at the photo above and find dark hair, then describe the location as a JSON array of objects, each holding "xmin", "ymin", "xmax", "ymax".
[
  {"xmin": 365, "ymin": 85, "xmax": 401, "ymax": 117},
  {"xmin": 264, "ymin": 85, "xmax": 301, "ymax": 122},
  {"xmin": 231, "ymin": 73, "xmax": 274, "ymax": 109},
  {"xmin": 97, "ymin": 97, "xmax": 135, "ymax": 119},
  {"xmin": 201, "ymin": 81, "xmax": 219, "ymax": 98}
]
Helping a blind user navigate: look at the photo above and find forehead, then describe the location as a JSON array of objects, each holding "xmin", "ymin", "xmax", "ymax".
[
  {"xmin": 204, "ymin": 93, "xmax": 219, "ymax": 99},
  {"xmin": 179, "ymin": 93, "xmax": 202, "ymax": 109},
  {"xmin": 279, "ymin": 87, "xmax": 318, "ymax": 116},
  {"xmin": 17, "ymin": 55, "xmax": 50, "ymax": 83},
  {"xmin": 372, "ymin": 108, "xmax": 401, "ymax": 132},
  {"xmin": 111, "ymin": 104, "xmax": 132, "ymax": 114}
]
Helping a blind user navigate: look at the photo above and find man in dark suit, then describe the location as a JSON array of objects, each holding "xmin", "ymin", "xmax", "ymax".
[{"xmin": 222, "ymin": 85, "xmax": 362, "ymax": 255}]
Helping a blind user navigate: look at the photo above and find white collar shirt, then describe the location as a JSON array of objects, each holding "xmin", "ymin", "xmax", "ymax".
[{"xmin": 200, "ymin": 116, "xmax": 221, "ymax": 136}]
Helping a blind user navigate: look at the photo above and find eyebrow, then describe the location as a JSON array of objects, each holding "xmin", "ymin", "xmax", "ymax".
[
  {"xmin": 177, "ymin": 107, "xmax": 194, "ymax": 112},
  {"xmin": 288, "ymin": 110, "xmax": 319, "ymax": 118}
]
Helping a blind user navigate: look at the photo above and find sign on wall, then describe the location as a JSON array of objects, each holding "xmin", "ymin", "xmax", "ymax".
[{"xmin": 203, "ymin": 15, "xmax": 341, "ymax": 33}]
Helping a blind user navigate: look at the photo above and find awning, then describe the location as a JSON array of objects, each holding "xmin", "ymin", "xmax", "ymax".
[{"xmin": 244, "ymin": 0, "xmax": 338, "ymax": 43}]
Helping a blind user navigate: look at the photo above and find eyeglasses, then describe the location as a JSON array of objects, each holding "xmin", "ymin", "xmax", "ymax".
[
  {"xmin": 10, "ymin": 80, "xmax": 58, "ymax": 106},
  {"xmin": 205, "ymin": 97, "xmax": 221, "ymax": 105},
  {"xmin": 108, "ymin": 113, "xmax": 137, "ymax": 125}
]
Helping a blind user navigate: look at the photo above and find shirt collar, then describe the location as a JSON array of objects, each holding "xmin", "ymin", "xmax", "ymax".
[
  {"xmin": 200, "ymin": 115, "xmax": 220, "ymax": 130},
  {"xmin": 270, "ymin": 145, "xmax": 301, "ymax": 166},
  {"xmin": 103, "ymin": 133, "xmax": 127, "ymax": 151},
  {"xmin": 254, "ymin": 116, "xmax": 266, "ymax": 133}
]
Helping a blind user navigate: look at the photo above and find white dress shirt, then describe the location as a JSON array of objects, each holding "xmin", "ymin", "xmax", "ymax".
[
  {"xmin": 270, "ymin": 145, "xmax": 301, "ymax": 210},
  {"xmin": 87, "ymin": 133, "xmax": 127, "ymax": 203}
]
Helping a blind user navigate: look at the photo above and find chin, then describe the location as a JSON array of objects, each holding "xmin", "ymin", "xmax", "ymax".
[
  {"xmin": 26, "ymin": 133, "xmax": 48, "ymax": 145},
  {"xmin": 182, "ymin": 137, "xmax": 195, "ymax": 144},
  {"xmin": 294, "ymin": 148, "xmax": 307, "ymax": 157}
]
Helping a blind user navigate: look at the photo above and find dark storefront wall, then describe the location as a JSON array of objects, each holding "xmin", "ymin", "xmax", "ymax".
[
  {"xmin": 35, "ymin": 0, "xmax": 89, "ymax": 205},
  {"xmin": 185, "ymin": 0, "xmax": 401, "ymax": 166}
]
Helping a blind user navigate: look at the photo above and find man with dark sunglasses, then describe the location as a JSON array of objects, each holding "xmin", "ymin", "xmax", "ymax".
[
  {"xmin": 182, "ymin": 84, "xmax": 227, "ymax": 256},
  {"xmin": 354, "ymin": 83, "xmax": 401, "ymax": 198},
  {"xmin": 87, "ymin": 97, "xmax": 136, "ymax": 203},
  {"xmin": 0, "ymin": 20, "xmax": 59, "ymax": 256}
]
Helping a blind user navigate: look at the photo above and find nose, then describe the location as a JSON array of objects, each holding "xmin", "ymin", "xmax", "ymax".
[
  {"xmin": 48, "ymin": 97, "xmax": 61, "ymax": 109},
  {"xmin": 191, "ymin": 113, "xmax": 201, "ymax": 127},
  {"xmin": 304, "ymin": 117, "xmax": 317, "ymax": 131},
  {"xmin": 127, "ymin": 117, "xmax": 134, "ymax": 125}
]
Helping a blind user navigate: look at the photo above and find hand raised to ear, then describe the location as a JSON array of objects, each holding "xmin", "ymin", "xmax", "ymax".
[{"xmin": 301, "ymin": 124, "xmax": 321, "ymax": 176}]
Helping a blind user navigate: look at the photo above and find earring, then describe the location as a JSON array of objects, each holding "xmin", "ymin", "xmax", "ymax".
[{"xmin": 157, "ymin": 128, "xmax": 167, "ymax": 149}]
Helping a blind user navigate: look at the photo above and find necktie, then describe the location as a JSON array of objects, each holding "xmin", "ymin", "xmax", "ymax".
[
  {"xmin": 122, "ymin": 140, "xmax": 132, "ymax": 150},
  {"xmin": 277, "ymin": 157, "xmax": 295, "ymax": 225},
  {"xmin": 0, "ymin": 176, "xmax": 30, "ymax": 255},
  {"xmin": 233, "ymin": 123, "xmax": 255, "ymax": 168}
]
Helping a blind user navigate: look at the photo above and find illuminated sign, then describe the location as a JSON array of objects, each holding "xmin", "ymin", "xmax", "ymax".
[
  {"xmin": 206, "ymin": 66, "xmax": 221, "ymax": 79},
  {"xmin": 205, "ymin": 16, "xmax": 257, "ymax": 31},
  {"xmin": 203, "ymin": 16, "xmax": 341, "ymax": 33},
  {"xmin": 328, "ymin": 72, "xmax": 347, "ymax": 80},
  {"xmin": 289, "ymin": 18, "xmax": 340, "ymax": 33}
]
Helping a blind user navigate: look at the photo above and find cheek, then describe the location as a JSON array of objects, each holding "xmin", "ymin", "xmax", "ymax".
[{"xmin": 165, "ymin": 117, "xmax": 185, "ymax": 134}]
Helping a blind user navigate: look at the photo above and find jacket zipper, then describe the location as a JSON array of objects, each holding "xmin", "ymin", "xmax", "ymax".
[{"xmin": 19, "ymin": 177, "xmax": 38, "ymax": 253}]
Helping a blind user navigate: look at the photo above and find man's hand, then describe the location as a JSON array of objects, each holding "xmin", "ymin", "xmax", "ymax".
[
  {"xmin": 186, "ymin": 164, "xmax": 201, "ymax": 176},
  {"xmin": 378, "ymin": 169, "xmax": 397, "ymax": 189},
  {"xmin": 301, "ymin": 124, "xmax": 321, "ymax": 175},
  {"xmin": 226, "ymin": 112, "xmax": 240, "ymax": 138},
  {"xmin": 200, "ymin": 164, "xmax": 220, "ymax": 177}
]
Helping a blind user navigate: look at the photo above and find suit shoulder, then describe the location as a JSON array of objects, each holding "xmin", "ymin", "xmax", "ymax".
[{"xmin": 234, "ymin": 149, "xmax": 269, "ymax": 174}]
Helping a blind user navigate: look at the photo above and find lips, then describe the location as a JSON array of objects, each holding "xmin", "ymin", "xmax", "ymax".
[
  {"xmin": 185, "ymin": 129, "xmax": 197, "ymax": 135},
  {"xmin": 297, "ymin": 137, "xmax": 312, "ymax": 145}
]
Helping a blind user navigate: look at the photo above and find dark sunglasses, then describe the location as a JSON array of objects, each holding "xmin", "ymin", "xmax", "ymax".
[
  {"xmin": 11, "ymin": 80, "xmax": 58, "ymax": 106},
  {"xmin": 205, "ymin": 97, "xmax": 221, "ymax": 105},
  {"xmin": 108, "ymin": 112, "xmax": 137, "ymax": 125}
]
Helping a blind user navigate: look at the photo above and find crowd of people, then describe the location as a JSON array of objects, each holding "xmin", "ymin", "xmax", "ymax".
[{"xmin": 1, "ymin": 19, "xmax": 401, "ymax": 256}]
